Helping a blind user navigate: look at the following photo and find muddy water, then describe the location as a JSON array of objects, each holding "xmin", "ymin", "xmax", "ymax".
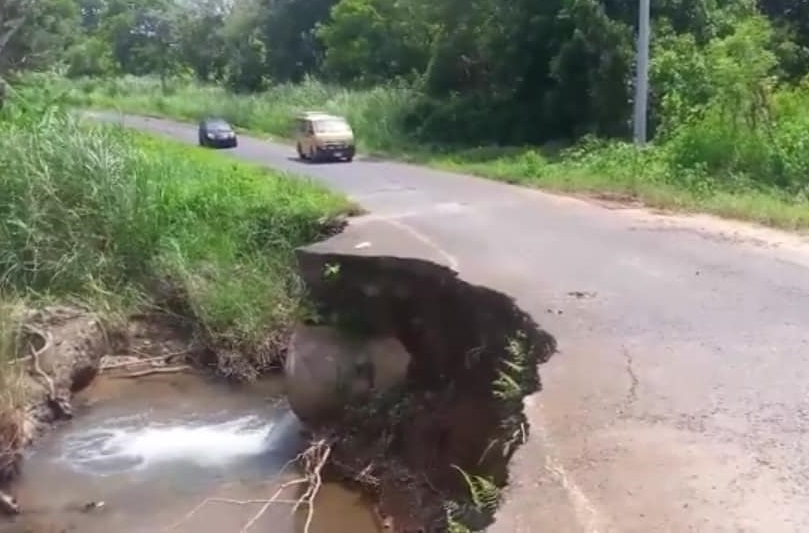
[{"xmin": 1, "ymin": 374, "xmax": 379, "ymax": 533}]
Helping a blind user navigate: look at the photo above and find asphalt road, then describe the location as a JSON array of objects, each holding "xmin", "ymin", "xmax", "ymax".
[{"xmin": 94, "ymin": 113, "xmax": 809, "ymax": 533}]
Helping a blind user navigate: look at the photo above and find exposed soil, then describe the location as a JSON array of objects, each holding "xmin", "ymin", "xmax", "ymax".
[
  {"xmin": 0, "ymin": 306, "xmax": 200, "ymax": 513},
  {"xmin": 294, "ymin": 249, "xmax": 558, "ymax": 532},
  {"xmin": 0, "ymin": 306, "xmax": 108, "ymax": 488}
]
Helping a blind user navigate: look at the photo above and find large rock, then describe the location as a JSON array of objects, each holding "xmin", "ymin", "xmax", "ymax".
[{"xmin": 284, "ymin": 325, "xmax": 411, "ymax": 425}]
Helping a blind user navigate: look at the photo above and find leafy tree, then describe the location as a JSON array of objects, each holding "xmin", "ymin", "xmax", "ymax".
[
  {"xmin": 175, "ymin": 0, "xmax": 229, "ymax": 82},
  {"xmin": 220, "ymin": 0, "xmax": 268, "ymax": 91},
  {"xmin": 317, "ymin": 0, "xmax": 433, "ymax": 84},
  {"xmin": 4, "ymin": 0, "xmax": 807, "ymax": 147},
  {"xmin": 1, "ymin": 0, "xmax": 80, "ymax": 73}
]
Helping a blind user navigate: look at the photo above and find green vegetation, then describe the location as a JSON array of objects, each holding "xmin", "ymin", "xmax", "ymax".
[
  {"xmin": 5, "ymin": 0, "xmax": 809, "ymax": 228},
  {"xmin": 0, "ymin": 88, "xmax": 353, "ymax": 392},
  {"xmin": 0, "ymin": 299, "xmax": 26, "ymax": 451},
  {"xmin": 446, "ymin": 465, "xmax": 501, "ymax": 532}
]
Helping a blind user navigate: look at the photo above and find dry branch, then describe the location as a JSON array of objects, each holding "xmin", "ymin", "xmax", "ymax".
[
  {"xmin": 100, "ymin": 354, "xmax": 172, "ymax": 371},
  {"xmin": 110, "ymin": 365, "xmax": 192, "ymax": 379},
  {"xmin": 162, "ymin": 439, "xmax": 333, "ymax": 533}
]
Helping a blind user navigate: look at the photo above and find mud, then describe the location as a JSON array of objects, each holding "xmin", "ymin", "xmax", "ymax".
[{"xmin": 294, "ymin": 247, "xmax": 558, "ymax": 532}]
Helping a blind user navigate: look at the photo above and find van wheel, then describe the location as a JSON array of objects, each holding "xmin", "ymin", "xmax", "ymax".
[{"xmin": 297, "ymin": 144, "xmax": 306, "ymax": 160}]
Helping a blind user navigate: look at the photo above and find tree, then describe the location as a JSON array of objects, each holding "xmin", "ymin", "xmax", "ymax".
[
  {"xmin": 1, "ymin": 0, "xmax": 80, "ymax": 73},
  {"xmin": 220, "ymin": 0, "xmax": 267, "ymax": 91},
  {"xmin": 316, "ymin": 0, "xmax": 433, "ymax": 84},
  {"xmin": 175, "ymin": 0, "xmax": 230, "ymax": 82}
]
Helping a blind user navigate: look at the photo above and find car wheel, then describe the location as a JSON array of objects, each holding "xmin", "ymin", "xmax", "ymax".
[
  {"xmin": 309, "ymin": 146, "xmax": 317, "ymax": 162},
  {"xmin": 297, "ymin": 144, "xmax": 306, "ymax": 160},
  {"xmin": 344, "ymin": 155, "xmax": 354, "ymax": 163}
]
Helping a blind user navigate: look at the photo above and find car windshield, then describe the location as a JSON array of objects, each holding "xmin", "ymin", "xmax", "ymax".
[
  {"xmin": 207, "ymin": 121, "xmax": 231, "ymax": 132},
  {"xmin": 313, "ymin": 118, "xmax": 350, "ymax": 134}
]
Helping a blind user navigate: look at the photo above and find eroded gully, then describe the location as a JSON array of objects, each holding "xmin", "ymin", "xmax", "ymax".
[{"xmin": 90, "ymin": 112, "xmax": 809, "ymax": 532}]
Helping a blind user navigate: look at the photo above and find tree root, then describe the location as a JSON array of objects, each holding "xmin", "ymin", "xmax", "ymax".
[
  {"xmin": 27, "ymin": 328, "xmax": 55, "ymax": 401},
  {"xmin": 163, "ymin": 439, "xmax": 332, "ymax": 533},
  {"xmin": 100, "ymin": 355, "xmax": 168, "ymax": 371},
  {"xmin": 19, "ymin": 324, "xmax": 73, "ymax": 419},
  {"xmin": 109, "ymin": 365, "xmax": 193, "ymax": 379}
]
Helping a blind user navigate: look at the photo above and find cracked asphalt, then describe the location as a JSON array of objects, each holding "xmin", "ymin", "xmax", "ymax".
[{"xmin": 92, "ymin": 112, "xmax": 809, "ymax": 533}]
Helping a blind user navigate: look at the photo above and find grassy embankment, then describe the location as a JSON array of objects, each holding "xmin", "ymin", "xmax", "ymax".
[
  {"xmin": 32, "ymin": 73, "xmax": 809, "ymax": 231},
  {"xmin": 0, "ymin": 86, "xmax": 353, "ymax": 436}
]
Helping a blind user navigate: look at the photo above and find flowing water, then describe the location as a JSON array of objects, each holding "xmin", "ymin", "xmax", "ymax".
[{"xmin": 1, "ymin": 374, "xmax": 379, "ymax": 533}]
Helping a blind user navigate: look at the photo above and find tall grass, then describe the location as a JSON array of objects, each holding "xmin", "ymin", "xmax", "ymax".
[
  {"xmin": 36, "ymin": 74, "xmax": 417, "ymax": 153},
  {"xmin": 0, "ymin": 88, "xmax": 354, "ymax": 381},
  {"xmin": 29, "ymin": 67, "xmax": 809, "ymax": 230},
  {"xmin": 0, "ymin": 299, "xmax": 25, "ymax": 411}
]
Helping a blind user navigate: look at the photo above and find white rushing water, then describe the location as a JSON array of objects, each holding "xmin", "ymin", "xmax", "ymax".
[{"xmin": 56, "ymin": 410, "xmax": 301, "ymax": 476}]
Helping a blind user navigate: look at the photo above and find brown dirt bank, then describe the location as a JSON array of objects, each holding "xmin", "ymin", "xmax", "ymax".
[
  {"xmin": 293, "ymin": 242, "xmax": 558, "ymax": 532},
  {"xmin": 0, "ymin": 214, "xmax": 350, "ymax": 518},
  {"xmin": 0, "ymin": 305, "xmax": 207, "ymax": 514},
  {"xmin": 0, "ymin": 306, "xmax": 107, "ymax": 490}
]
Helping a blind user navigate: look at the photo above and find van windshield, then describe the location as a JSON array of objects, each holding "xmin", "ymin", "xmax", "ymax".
[{"xmin": 313, "ymin": 119, "xmax": 350, "ymax": 134}]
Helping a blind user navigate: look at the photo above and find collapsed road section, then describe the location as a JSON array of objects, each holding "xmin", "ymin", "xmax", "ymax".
[{"xmin": 285, "ymin": 218, "xmax": 558, "ymax": 532}]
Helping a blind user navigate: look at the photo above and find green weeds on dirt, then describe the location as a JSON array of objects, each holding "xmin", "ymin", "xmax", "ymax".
[
  {"xmin": 0, "ymin": 87, "xmax": 354, "ymax": 397},
  {"xmin": 0, "ymin": 300, "xmax": 26, "ymax": 444},
  {"xmin": 28, "ymin": 68, "xmax": 809, "ymax": 232}
]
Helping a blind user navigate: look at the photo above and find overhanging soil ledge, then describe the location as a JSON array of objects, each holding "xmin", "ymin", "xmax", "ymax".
[{"xmin": 292, "ymin": 226, "xmax": 558, "ymax": 532}]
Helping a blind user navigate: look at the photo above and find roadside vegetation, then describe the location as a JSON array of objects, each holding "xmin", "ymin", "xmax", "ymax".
[
  {"xmin": 0, "ymin": 85, "xmax": 352, "ymax": 423},
  {"xmin": 5, "ymin": 0, "xmax": 809, "ymax": 229}
]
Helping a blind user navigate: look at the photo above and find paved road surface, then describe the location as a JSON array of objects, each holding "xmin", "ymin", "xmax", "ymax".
[{"xmin": 95, "ymin": 113, "xmax": 809, "ymax": 533}]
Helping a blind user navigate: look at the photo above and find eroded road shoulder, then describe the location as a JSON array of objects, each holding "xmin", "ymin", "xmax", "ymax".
[{"xmin": 95, "ymin": 112, "xmax": 809, "ymax": 533}]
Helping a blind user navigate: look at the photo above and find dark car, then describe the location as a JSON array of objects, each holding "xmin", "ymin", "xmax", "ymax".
[{"xmin": 198, "ymin": 118, "xmax": 238, "ymax": 149}]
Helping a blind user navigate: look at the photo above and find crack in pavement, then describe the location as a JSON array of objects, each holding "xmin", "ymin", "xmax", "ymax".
[{"xmin": 619, "ymin": 346, "xmax": 639, "ymax": 416}]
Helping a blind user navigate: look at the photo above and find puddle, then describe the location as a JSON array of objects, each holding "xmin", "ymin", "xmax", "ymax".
[{"xmin": 1, "ymin": 374, "xmax": 379, "ymax": 533}]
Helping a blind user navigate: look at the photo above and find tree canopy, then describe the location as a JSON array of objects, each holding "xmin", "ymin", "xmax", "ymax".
[{"xmin": 3, "ymin": 0, "xmax": 808, "ymax": 144}]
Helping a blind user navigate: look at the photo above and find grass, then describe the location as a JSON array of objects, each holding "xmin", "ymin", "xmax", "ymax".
[
  {"xmin": 0, "ymin": 298, "xmax": 27, "ymax": 480},
  {"xmin": 0, "ymin": 299, "xmax": 25, "ymax": 413},
  {"xmin": 0, "ymin": 85, "xmax": 354, "ymax": 402},
  {"xmin": 23, "ymin": 73, "xmax": 809, "ymax": 232}
]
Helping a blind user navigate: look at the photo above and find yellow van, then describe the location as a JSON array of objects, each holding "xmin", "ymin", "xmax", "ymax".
[{"xmin": 294, "ymin": 111, "xmax": 356, "ymax": 162}]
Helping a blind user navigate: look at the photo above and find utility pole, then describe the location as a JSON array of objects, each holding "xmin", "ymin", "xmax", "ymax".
[{"xmin": 633, "ymin": 0, "xmax": 650, "ymax": 145}]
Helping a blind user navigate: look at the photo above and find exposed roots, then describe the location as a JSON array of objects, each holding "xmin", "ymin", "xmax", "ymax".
[
  {"xmin": 109, "ymin": 365, "xmax": 193, "ymax": 379},
  {"xmin": 26, "ymin": 326, "xmax": 55, "ymax": 401},
  {"xmin": 291, "ymin": 438, "xmax": 332, "ymax": 533},
  {"xmin": 100, "ymin": 346, "xmax": 192, "ymax": 378},
  {"xmin": 163, "ymin": 439, "xmax": 332, "ymax": 533}
]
